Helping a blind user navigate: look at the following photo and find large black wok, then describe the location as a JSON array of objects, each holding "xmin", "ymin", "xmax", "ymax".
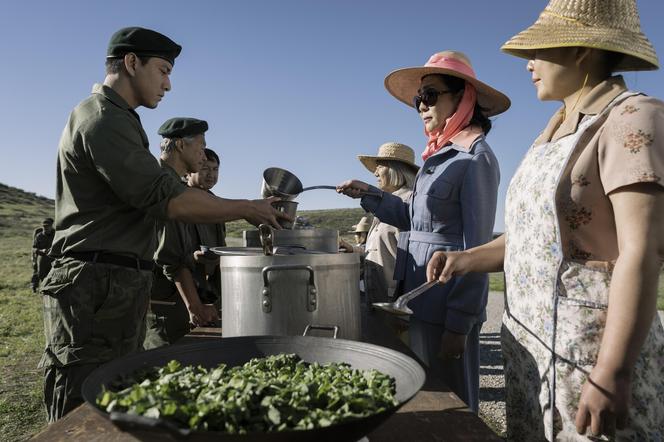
[{"xmin": 82, "ymin": 335, "xmax": 426, "ymax": 441}]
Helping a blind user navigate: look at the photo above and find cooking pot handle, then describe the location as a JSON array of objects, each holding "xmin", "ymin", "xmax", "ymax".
[
  {"xmin": 110, "ymin": 411, "xmax": 191, "ymax": 438},
  {"xmin": 261, "ymin": 264, "xmax": 317, "ymax": 313},
  {"xmin": 302, "ymin": 324, "xmax": 339, "ymax": 339}
]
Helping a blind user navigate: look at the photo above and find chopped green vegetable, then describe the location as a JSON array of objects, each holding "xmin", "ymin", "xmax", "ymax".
[{"xmin": 96, "ymin": 353, "xmax": 398, "ymax": 434}]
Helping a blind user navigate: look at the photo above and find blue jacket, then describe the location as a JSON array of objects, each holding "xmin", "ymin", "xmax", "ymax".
[{"xmin": 361, "ymin": 137, "xmax": 499, "ymax": 333}]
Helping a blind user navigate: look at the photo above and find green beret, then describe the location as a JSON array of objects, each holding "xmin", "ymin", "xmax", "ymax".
[
  {"xmin": 107, "ymin": 27, "xmax": 182, "ymax": 66},
  {"xmin": 158, "ymin": 118, "xmax": 209, "ymax": 138}
]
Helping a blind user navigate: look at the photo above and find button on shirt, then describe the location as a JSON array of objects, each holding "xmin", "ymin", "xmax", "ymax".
[{"xmin": 50, "ymin": 84, "xmax": 186, "ymax": 261}]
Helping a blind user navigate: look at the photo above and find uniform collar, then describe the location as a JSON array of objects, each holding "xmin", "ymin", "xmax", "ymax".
[
  {"xmin": 91, "ymin": 83, "xmax": 142, "ymax": 122},
  {"xmin": 159, "ymin": 158, "xmax": 187, "ymax": 182},
  {"xmin": 537, "ymin": 76, "xmax": 627, "ymax": 143}
]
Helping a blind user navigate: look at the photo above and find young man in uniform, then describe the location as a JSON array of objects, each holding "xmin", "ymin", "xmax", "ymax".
[
  {"xmin": 187, "ymin": 148, "xmax": 226, "ymax": 311},
  {"xmin": 32, "ymin": 218, "xmax": 55, "ymax": 291},
  {"xmin": 41, "ymin": 27, "xmax": 287, "ymax": 422},
  {"xmin": 144, "ymin": 118, "xmax": 217, "ymax": 349}
]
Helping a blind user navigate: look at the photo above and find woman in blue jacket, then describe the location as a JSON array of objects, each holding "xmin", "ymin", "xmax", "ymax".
[{"xmin": 337, "ymin": 50, "xmax": 509, "ymax": 412}]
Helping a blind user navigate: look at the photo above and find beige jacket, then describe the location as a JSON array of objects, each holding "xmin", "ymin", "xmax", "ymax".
[{"xmin": 364, "ymin": 187, "xmax": 412, "ymax": 303}]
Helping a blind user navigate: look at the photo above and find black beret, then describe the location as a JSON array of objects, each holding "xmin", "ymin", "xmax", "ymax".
[
  {"xmin": 158, "ymin": 118, "xmax": 209, "ymax": 138},
  {"xmin": 107, "ymin": 27, "xmax": 182, "ymax": 66}
]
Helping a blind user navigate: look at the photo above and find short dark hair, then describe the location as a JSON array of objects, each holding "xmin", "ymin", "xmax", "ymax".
[
  {"xmin": 432, "ymin": 74, "xmax": 492, "ymax": 135},
  {"xmin": 204, "ymin": 148, "xmax": 220, "ymax": 165},
  {"xmin": 105, "ymin": 54, "xmax": 152, "ymax": 75}
]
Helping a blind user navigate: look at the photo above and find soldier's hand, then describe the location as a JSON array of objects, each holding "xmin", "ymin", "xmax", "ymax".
[
  {"xmin": 245, "ymin": 197, "xmax": 291, "ymax": 230},
  {"xmin": 193, "ymin": 250, "xmax": 219, "ymax": 264},
  {"xmin": 336, "ymin": 180, "xmax": 370, "ymax": 199},
  {"xmin": 188, "ymin": 303, "xmax": 219, "ymax": 327}
]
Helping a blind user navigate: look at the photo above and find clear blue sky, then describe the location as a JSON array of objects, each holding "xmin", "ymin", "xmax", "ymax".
[{"xmin": 1, "ymin": 0, "xmax": 663, "ymax": 231}]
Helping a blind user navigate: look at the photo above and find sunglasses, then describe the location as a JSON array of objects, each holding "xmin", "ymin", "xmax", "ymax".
[{"xmin": 413, "ymin": 88, "xmax": 453, "ymax": 111}]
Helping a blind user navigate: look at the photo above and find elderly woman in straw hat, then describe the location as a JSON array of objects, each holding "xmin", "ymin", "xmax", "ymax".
[
  {"xmin": 341, "ymin": 143, "xmax": 417, "ymax": 306},
  {"xmin": 427, "ymin": 0, "xmax": 664, "ymax": 439},
  {"xmin": 338, "ymin": 51, "xmax": 508, "ymax": 413}
]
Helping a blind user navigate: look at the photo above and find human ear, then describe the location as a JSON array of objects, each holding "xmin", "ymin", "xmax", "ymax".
[{"xmin": 124, "ymin": 53, "xmax": 138, "ymax": 76}]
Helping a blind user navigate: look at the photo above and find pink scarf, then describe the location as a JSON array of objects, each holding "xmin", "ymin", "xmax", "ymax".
[{"xmin": 422, "ymin": 83, "xmax": 477, "ymax": 161}]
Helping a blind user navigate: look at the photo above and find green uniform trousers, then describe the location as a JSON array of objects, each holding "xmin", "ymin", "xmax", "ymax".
[{"xmin": 39, "ymin": 257, "xmax": 151, "ymax": 422}]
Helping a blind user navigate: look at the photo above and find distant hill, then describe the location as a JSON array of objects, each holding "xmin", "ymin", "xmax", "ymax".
[
  {"xmin": 0, "ymin": 183, "xmax": 54, "ymax": 237},
  {"xmin": 225, "ymin": 207, "xmax": 371, "ymax": 241}
]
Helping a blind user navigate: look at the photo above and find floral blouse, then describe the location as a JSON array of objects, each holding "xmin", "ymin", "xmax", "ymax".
[{"xmin": 536, "ymin": 76, "xmax": 664, "ymax": 263}]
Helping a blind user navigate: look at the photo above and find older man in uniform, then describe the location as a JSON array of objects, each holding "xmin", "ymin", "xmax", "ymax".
[
  {"xmin": 144, "ymin": 118, "xmax": 217, "ymax": 349},
  {"xmin": 187, "ymin": 148, "xmax": 225, "ymax": 310},
  {"xmin": 40, "ymin": 27, "xmax": 287, "ymax": 422}
]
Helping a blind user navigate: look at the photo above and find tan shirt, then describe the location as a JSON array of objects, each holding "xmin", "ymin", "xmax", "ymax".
[
  {"xmin": 364, "ymin": 187, "xmax": 412, "ymax": 300},
  {"xmin": 540, "ymin": 76, "xmax": 664, "ymax": 262}
]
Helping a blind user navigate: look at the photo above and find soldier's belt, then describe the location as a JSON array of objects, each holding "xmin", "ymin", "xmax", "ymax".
[{"xmin": 64, "ymin": 251, "xmax": 154, "ymax": 271}]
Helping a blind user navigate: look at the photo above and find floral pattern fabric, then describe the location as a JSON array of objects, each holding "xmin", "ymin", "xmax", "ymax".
[{"xmin": 503, "ymin": 89, "xmax": 664, "ymax": 441}]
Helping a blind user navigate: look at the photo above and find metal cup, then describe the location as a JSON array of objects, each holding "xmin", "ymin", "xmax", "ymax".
[{"xmin": 272, "ymin": 200, "xmax": 298, "ymax": 229}]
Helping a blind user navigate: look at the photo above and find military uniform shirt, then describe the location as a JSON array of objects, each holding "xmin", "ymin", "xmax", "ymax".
[
  {"xmin": 153, "ymin": 161, "xmax": 196, "ymax": 281},
  {"xmin": 50, "ymin": 84, "xmax": 186, "ymax": 261}
]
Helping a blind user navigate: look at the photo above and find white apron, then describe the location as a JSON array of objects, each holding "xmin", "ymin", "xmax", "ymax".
[{"xmin": 502, "ymin": 91, "xmax": 664, "ymax": 441}]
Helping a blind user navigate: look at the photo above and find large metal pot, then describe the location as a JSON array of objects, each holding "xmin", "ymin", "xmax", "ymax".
[
  {"xmin": 214, "ymin": 248, "xmax": 360, "ymax": 340},
  {"xmin": 243, "ymin": 228, "xmax": 339, "ymax": 253},
  {"xmin": 81, "ymin": 335, "xmax": 426, "ymax": 441}
]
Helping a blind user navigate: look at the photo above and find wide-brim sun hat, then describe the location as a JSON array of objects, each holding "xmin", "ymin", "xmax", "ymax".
[
  {"xmin": 357, "ymin": 142, "xmax": 419, "ymax": 175},
  {"xmin": 384, "ymin": 50, "xmax": 511, "ymax": 117},
  {"xmin": 350, "ymin": 216, "xmax": 371, "ymax": 233},
  {"xmin": 501, "ymin": 0, "xmax": 659, "ymax": 72}
]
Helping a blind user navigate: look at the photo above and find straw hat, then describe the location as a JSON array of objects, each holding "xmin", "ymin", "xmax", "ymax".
[
  {"xmin": 501, "ymin": 0, "xmax": 659, "ymax": 72},
  {"xmin": 384, "ymin": 50, "xmax": 511, "ymax": 117},
  {"xmin": 350, "ymin": 216, "xmax": 371, "ymax": 233},
  {"xmin": 357, "ymin": 142, "xmax": 419, "ymax": 174}
]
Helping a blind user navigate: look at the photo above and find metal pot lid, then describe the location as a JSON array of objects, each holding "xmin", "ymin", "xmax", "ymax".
[{"xmin": 211, "ymin": 246, "xmax": 329, "ymax": 256}]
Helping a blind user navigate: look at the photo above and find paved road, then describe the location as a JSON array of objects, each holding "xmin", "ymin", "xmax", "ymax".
[{"xmin": 479, "ymin": 292, "xmax": 506, "ymax": 436}]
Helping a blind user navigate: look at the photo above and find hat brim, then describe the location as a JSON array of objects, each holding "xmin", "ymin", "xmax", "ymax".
[
  {"xmin": 501, "ymin": 24, "xmax": 659, "ymax": 72},
  {"xmin": 357, "ymin": 155, "xmax": 420, "ymax": 175},
  {"xmin": 384, "ymin": 67, "xmax": 511, "ymax": 117}
]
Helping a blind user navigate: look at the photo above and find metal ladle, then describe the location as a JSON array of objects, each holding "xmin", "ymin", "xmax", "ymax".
[
  {"xmin": 261, "ymin": 167, "xmax": 381, "ymax": 200},
  {"xmin": 372, "ymin": 280, "xmax": 438, "ymax": 316}
]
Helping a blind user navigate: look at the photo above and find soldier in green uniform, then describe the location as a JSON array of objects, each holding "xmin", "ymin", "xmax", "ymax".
[
  {"xmin": 40, "ymin": 27, "xmax": 288, "ymax": 422},
  {"xmin": 143, "ymin": 118, "xmax": 218, "ymax": 349},
  {"xmin": 32, "ymin": 218, "xmax": 55, "ymax": 291},
  {"xmin": 187, "ymin": 148, "xmax": 226, "ymax": 310}
]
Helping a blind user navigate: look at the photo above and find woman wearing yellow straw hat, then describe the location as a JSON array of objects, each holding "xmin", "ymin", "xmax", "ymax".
[
  {"xmin": 426, "ymin": 0, "xmax": 664, "ymax": 439},
  {"xmin": 356, "ymin": 142, "xmax": 417, "ymax": 305},
  {"xmin": 337, "ymin": 51, "xmax": 508, "ymax": 413}
]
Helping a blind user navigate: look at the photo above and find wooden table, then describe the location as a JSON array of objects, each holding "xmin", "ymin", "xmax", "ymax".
[{"xmin": 31, "ymin": 310, "xmax": 501, "ymax": 441}]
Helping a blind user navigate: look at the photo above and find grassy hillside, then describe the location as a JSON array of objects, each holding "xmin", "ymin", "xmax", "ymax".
[{"xmin": 0, "ymin": 184, "xmax": 53, "ymax": 440}]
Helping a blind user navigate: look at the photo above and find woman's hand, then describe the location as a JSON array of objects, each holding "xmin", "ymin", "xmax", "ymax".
[
  {"xmin": 575, "ymin": 365, "xmax": 631, "ymax": 437},
  {"xmin": 439, "ymin": 330, "xmax": 467, "ymax": 360},
  {"xmin": 339, "ymin": 238, "xmax": 354, "ymax": 253},
  {"xmin": 336, "ymin": 180, "xmax": 370, "ymax": 199},
  {"xmin": 426, "ymin": 250, "xmax": 472, "ymax": 284}
]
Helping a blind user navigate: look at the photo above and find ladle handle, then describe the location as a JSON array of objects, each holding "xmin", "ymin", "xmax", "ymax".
[
  {"xmin": 301, "ymin": 185, "xmax": 337, "ymax": 191},
  {"xmin": 300, "ymin": 185, "xmax": 382, "ymax": 198},
  {"xmin": 394, "ymin": 280, "xmax": 438, "ymax": 309}
]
